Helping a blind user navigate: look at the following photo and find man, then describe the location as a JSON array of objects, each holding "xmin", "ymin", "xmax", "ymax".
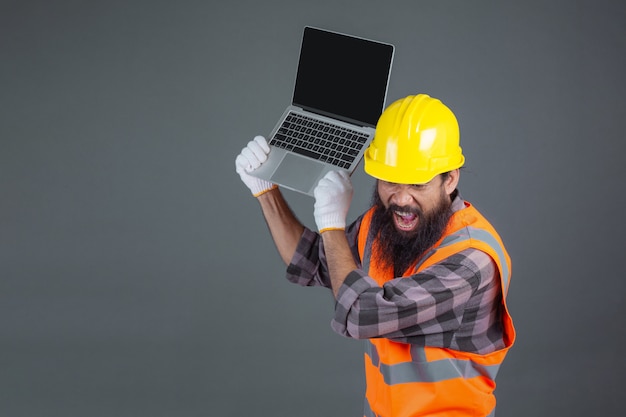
[{"xmin": 235, "ymin": 94, "xmax": 515, "ymax": 417}]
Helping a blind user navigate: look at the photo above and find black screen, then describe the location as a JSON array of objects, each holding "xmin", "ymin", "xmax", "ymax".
[{"xmin": 292, "ymin": 27, "xmax": 394, "ymax": 127}]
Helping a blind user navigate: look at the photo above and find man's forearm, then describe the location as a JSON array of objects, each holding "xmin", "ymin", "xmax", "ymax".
[
  {"xmin": 320, "ymin": 230, "xmax": 358, "ymax": 297},
  {"xmin": 256, "ymin": 187, "xmax": 305, "ymax": 265}
]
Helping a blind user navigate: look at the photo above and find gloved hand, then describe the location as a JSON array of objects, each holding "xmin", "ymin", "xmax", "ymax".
[
  {"xmin": 235, "ymin": 135, "xmax": 277, "ymax": 196},
  {"xmin": 313, "ymin": 170, "xmax": 353, "ymax": 233}
]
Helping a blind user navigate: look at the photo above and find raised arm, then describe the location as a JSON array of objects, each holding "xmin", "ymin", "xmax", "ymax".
[
  {"xmin": 256, "ymin": 188, "xmax": 304, "ymax": 265},
  {"xmin": 235, "ymin": 135, "xmax": 304, "ymax": 265}
]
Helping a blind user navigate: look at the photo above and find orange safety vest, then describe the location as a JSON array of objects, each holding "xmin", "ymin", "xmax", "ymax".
[{"xmin": 357, "ymin": 201, "xmax": 515, "ymax": 417}]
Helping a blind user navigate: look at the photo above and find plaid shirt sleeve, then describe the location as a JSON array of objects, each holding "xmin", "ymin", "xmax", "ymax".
[
  {"xmin": 285, "ymin": 227, "xmax": 331, "ymax": 288},
  {"xmin": 285, "ymin": 217, "xmax": 363, "ymax": 288},
  {"xmin": 330, "ymin": 248, "xmax": 504, "ymax": 354}
]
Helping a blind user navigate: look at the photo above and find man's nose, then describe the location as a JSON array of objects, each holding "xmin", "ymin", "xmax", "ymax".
[{"xmin": 390, "ymin": 185, "xmax": 414, "ymax": 206}]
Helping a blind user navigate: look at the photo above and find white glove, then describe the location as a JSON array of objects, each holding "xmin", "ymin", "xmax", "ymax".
[
  {"xmin": 313, "ymin": 170, "xmax": 353, "ymax": 233},
  {"xmin": 235, "ymin": 136, "xmax": 277, "ymax": 196}
]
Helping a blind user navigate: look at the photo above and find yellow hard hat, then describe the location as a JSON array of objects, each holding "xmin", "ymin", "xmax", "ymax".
[{"xmin": 364, "ymin": 94, "xmax": 465, "ymax": 184}]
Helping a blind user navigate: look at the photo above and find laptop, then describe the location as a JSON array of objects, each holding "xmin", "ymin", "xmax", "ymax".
[{"xmin": 250, "ymin": 26, "xmax": 394, "ymax": 196}]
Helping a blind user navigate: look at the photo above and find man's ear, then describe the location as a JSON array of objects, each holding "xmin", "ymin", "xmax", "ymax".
[{"xmin": 444, "ymin": 169, "xmax": 460, "ymax": 195}]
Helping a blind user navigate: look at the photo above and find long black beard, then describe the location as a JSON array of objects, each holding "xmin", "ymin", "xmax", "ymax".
[{"xmin": 369, "ymin": 189, "xmax": 453, "ymax": 277}]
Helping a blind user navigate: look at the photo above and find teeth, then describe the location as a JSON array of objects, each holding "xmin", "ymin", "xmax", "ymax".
[{"xmin": 393, "ymin": 209, "xmax": 417, "ymax": 230}]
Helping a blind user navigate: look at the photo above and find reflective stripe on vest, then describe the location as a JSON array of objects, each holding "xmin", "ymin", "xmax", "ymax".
[
  {"xmin": 364, "ymin": 397, "xmax": 376, "ymax": 417},
  {"xmin": 414, "ymin": 226, "xmax": 511, "ymax": 292},
  {"xmin": 366, "ymin": 342, "xmax": 500, "ymax": 385}
]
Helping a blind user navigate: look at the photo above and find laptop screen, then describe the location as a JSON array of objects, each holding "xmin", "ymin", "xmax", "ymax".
[{"xmin": 292, "ymin": 27, "xmax": 394, "ymax": 127}]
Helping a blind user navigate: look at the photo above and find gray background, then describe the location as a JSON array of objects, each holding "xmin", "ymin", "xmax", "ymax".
[{"xmin": 2, "ymin": 1, "xmax": 625, "ymax": 416}]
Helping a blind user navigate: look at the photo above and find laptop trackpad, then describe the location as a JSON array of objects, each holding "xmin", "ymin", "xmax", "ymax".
[{"xmin": 271, "ymin": 153, "xmax": 325, "ymax": 192}]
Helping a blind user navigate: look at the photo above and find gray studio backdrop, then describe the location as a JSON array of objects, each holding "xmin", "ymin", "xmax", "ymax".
[{"xmin": 2, "ymin": 1, "xmax": 625, "ymax": 416}]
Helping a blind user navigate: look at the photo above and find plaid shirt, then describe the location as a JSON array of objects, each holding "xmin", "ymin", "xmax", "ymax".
[{"xmin": 286, "ymin": 194, "xmax": 505, "ymax": 354}]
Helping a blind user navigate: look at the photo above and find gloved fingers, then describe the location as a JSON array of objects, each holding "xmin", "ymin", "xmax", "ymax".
[
  {"xmin": 328, "ymin": 169, "xmax": 350, "ymax": 182},
  {"xmin": 240, "ymin": 146, "xmax": 265, "ymax": 171},
  {"xmin": 314, "ymin": 172, "xmax": 353, "ymax": 207},
  {"xmin": 235, "ymin": 153, "xmax": 252, "ymax": 173},
  {"xmin": 317, "ymin": 170, "xmax": 352, "ymax": 192},
  {"xmin": 235, "ymin": 136, "xmax": 276, "ymax": 196},
  {"xmin": 316, "ymin": 175, "xmax": 331, "ymax": 189},
  {"xmin": 235, "ymin": 136, "xmax": 271, "ymax": 171},
  {"xmin": 253, "ymin": 135, "xmax": 270, "ymax": 153},
  {"xmin": 338, "ymin": 170, "xmax": 351, "ymax": 183},
  {"xmin": 313, "ymin": 170, "xmax": 352, "ymax": 232},
  {"xmin": 247, "ymin": 139, "xmax": 270, "ymax": 164}
]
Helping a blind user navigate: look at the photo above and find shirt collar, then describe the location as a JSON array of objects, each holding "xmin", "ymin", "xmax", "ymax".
[{"xmin": 450, "ymin": 189, "xmax": 465, "ymax": 213}]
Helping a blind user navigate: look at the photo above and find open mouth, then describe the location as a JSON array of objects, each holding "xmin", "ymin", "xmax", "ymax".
[{"xmin": 393, "ymin": 210, "xmax": 419, "ymax": 231}]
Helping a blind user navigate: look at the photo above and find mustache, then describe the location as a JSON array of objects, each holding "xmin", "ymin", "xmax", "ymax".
[{"xmin": 388, "ymin": 203, "xmax": 422, "ymax": 217}]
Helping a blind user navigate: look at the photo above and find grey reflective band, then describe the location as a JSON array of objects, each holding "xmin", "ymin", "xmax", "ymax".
[
  {"xmin": 468, "ymin": 227, "xmax": 510, "ymax": 290},
  {"xmin": 413, "ymin": 226, "xmax": 511, "ymax": 291},
  {"xmin": 366, "ymin": 341, "xmax": 380, "ymax": 365},
  {"xmin": 366, "ymin": 341, "xmax": 501, "ymax": 384},
  {"xmin": 363, "ymin": 398, "xmax": 377, "ymax": 417},
  {"xmin": 381, "ymin": 355, "xmax": 500, "ymax": 384}
]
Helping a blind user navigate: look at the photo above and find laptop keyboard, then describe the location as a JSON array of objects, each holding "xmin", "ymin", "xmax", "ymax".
[{"xmin": 270, "ymin": 112, "xmax": 370, "ymax": 169}]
